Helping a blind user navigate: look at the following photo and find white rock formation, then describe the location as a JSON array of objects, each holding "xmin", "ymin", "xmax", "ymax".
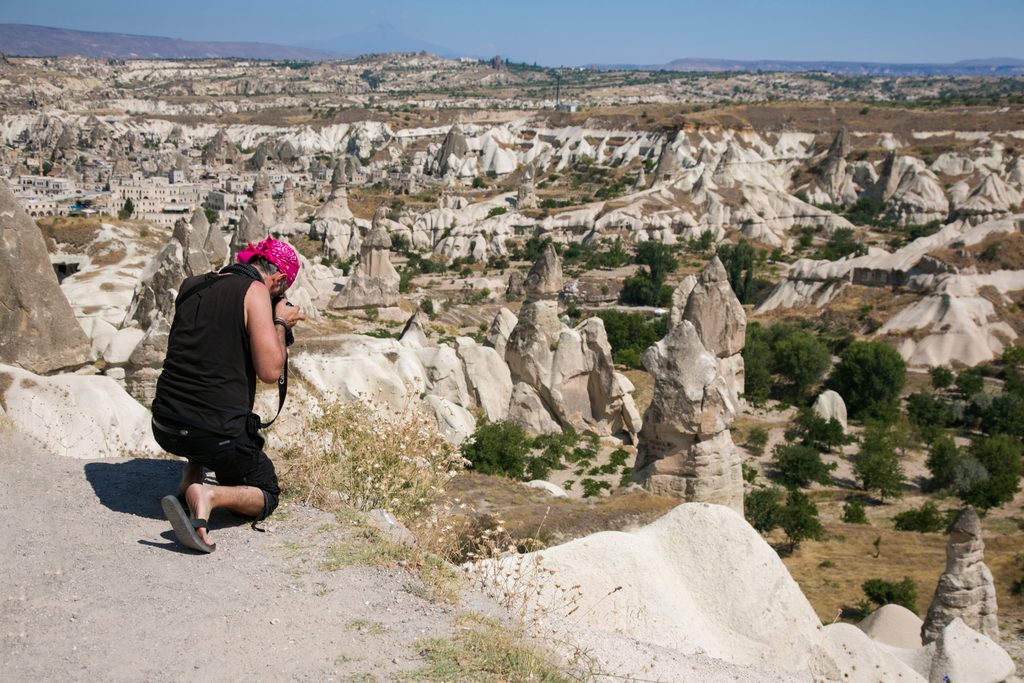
[
  {"xmin": 921, "ymin": 507, "xmax": 1000, "ymax": 644},
  {"xmin": 632, "ymin": 260, "xmax": 745, "ymax": 508},
  {"xmin": 522, "ymin": 243, "xmax": 564, "ymax": 302},
  {"xmin": 0, "ymin": 181, "xmax": 91, "ymax": 373},
  {"xmin": 758, "ymin": 215, "xmax": 1024, "ymax": 367},
  {"xmin": 503, "ymin": 300, "xmax": 640, "ymax": 439},
  {"xmin": 330, "ymin": 209, "xmax": 401, "ymax": 309},
  {"xmin": 857, "ymin": 604, "xmax": 923, "ymax": 649},
  {"xmin": 469, "ymin": 502, "xmax": 1003, "ymax": 682},
  {"xmin": 0, "ymin": 364, "xmax": 159, "ymax": 458},
  {"xmin": 812, "ymin": 390, "xmax": 848, "ymax": 431}
]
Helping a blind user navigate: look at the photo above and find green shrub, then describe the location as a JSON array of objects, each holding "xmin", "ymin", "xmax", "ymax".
[
  {"xmin": 581, "ymin": 478, "xmax": 611, "ymax": 498},
  {"xmin": 893, "ymin": 501, "xmax": 949, "ymax": 533},
  {"xmin": 460, "ymin": 420, "xmax": 532, "ymax": 479},
  {"xmin": 862, "ymin": 577, "xmax": 917, "ymax": 613},
  {"xmin": 419, "ymin": 298, "xmax": 435, "ymax": 319},
  {"xmin": 745, "ymin": 486, "xmax": 785, "ymax": 533},
  {"xmin": 778, "ymin": 490, "xmax": 825, "ymax": 552},
  {"xmin": 486, "ymin": 206, "xmax": 507, "ymax": 218},
  {"xmin": 771, "ymin": 442, "xmax": 836, "ymax": 489},
  {"xmin": 742, "ymin": 462, "xmax": 758, "ymax": 483},
  {"xmin": 745, "ymin": 426, "xmax": 769, "ymax": 456},
  {"xmin": 843, "ymin": 500, "xmax": 869, "ymax": 524},
  {"xmin": 618, "ymin": 467, "xmax": 633, "ymax": 487},
  {"xmin": 956, "ymin": 433, "xmax": 1023, "ymax": 510},
  {"xmin": 812, "ymin": 227, "xmax": 867, "ymax": 261}
]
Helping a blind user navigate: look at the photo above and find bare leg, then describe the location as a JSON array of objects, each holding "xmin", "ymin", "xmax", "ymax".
[
  {"xmin": 185, "ymin": 482, "xmax": 265, "ymax": 546},
  {"xmin": 177, "ymin": 462, "xmax": 205, "ymax": 497}
]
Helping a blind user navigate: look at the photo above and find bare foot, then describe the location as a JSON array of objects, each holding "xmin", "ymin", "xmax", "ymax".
[
  {"xmin": 185, "ymin": 482, "xmax": 215, "ymax": 546},
  {"xmin": 177, "ymin": 462, "xmax": 205, "ymax": 498}
]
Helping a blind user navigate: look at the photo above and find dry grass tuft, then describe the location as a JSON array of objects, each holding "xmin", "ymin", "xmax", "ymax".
[
  {"xmin": 409, "ymin": 612, "xmax": 571, "ymax": 682},
  {"xmin": 279, "ymin": 399, "xmax": 465, "ymax": 521}
]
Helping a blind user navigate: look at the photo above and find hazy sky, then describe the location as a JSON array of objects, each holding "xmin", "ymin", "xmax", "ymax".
[{"xmin": 1, "ymin": 0, "xmax": 1021, "ymax": 65}]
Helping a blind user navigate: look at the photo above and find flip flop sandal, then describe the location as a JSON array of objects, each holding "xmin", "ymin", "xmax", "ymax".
[{"xmin": 161, "ymin": 495, "xmax": 216, "ymax": 553}]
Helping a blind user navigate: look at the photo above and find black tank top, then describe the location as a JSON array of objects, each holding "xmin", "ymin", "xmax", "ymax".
[{"xmin": 152, "ymin": 273, "xmax": 257, "ymax": 436}]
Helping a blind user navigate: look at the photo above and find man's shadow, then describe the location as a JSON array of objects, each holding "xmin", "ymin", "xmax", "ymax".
[
  {"xmin": 84, "ymin": 459, "xmax": 249, "ymax": 552},
  {"xmin": 84, "ymin": 458, "xmax": 181, "ymax": 521}
]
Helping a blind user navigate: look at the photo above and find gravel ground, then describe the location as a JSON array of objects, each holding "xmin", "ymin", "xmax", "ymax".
[{"xmin": 0, "ymin": 432, "xmax": 483, "ymax": 682}]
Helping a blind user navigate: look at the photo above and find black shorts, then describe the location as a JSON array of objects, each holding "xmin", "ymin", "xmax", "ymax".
[{"xmin": 151, "ymin": 418, "xmax": 280, "ymax": 520}]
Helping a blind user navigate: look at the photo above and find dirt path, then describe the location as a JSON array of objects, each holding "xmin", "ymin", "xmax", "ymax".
[{"xmin": 0, "ymin": 432, "xmax": 488, "ymax": 682}]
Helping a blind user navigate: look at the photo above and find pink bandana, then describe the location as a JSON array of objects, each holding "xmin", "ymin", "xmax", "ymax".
[{"xmin": 237, "ymin": 237, "xmax": 300, "ymax": 286}]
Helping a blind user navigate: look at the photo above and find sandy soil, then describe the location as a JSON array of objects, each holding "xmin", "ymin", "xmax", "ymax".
[{"xmin": 0, "ymin": 432, "xmax": 497, "ymax": 682}]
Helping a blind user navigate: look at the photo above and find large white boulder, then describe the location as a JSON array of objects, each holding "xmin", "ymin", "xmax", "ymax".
[
  {"xmin": 813, "ymin": 623, "xmax": 925, "ymax": 682},
  {"xmin": 470, "ymin": 503, "xmax": 824, "ymax": 675},
  {"xmin": 0, "ymin": 364, "xmax": 159, "ymax": 458},
  {"xmin": 812, "ymin": 390, "xmax": 848, "ymax": 431}
]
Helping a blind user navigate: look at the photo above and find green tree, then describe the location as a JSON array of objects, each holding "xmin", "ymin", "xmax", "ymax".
[
  {"xmin": 827, "ymin": 341, "xmax": 906, "ymax": 420},
  {"xmin": 594, "ymin": 310, "xmax": 668, "ymax": 368},
  {"xmin": 716, "ymin": 241, "xmax": 770, "ymax": 305},
  {"xmin": 620, "ymin": 242, "xmax": 677, "ymax": 307},
  {"xmin": 777, "ymin": 490, "xmax": 825, "ymax": 552},
  {"xmin": 770, "ymin": 327, "xmax": 832, "ymax": 404},
  {"xmin": 925, "ymin": 434, "xmax": 962, "ymax": 492},
  {"xmin": 980, "ymin": 392, "xmax": 1024, "ymax": 439},
  {"xmin": 854, "ymin": 422, "xmax": 906, "ymax": 502},
  {"xmin": 772, "ymin": 442, "xmax": 837, "ymax": 489},
  {"xmin": 118, "ymin": 198, "xmax": 134, "ymax": 220},
  {"xmin": 956, "ymin": 433, "xmax": 1023, "ymax": 510},
  {"xmin": 460, "ymin": 419, "xmax": 531, "ymax": 479},
  {"xmin": 742, "ymin": 324, "xmax": 772, "ymax": 404},
  {"xmin": 792, "ymin": 407, "xmax": 851, "ymax": 452},
  {"xmin": 955, "ymin": 368, "xmax": 985, "ymax": 397},
  {"xmin": 1002, "ymin": 346, "xmax": 1024, "ymax": 398},
  {"xmin": 930, "ymin": 366, "xmax": 954, "ymax": 391},
  {"xmin": 634, "ymin": 242, "xmax": 678, "ymax": 283},
  {"xmin": 745, "ymin": 486, "xmax": 785, "ymax": 534},
  {"xmin": 906, "ymin": 391, "xmax": 948, "ymax": 438}
]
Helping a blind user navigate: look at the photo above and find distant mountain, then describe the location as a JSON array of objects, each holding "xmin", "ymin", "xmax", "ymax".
[
  {"xmin": 591, "ymin": 57, "xmax": 1024, "ymax": 77},
  {"xmin": 0, "ymin": 24, "xmax": 349, "ymax": 61},
  {"xmin": 300, "ymin": 22, "xmax": 458, "ymax": 58}
]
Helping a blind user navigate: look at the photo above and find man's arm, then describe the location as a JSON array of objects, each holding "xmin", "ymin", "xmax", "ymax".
[{"xmin": 244, "ymin": 281, "xmax": 287, "ymax": 383}]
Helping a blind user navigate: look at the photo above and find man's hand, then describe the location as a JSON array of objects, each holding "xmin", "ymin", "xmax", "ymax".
[{"xmin": 274, "ymin": 300, "xmax": 305, "ymax": 329}]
